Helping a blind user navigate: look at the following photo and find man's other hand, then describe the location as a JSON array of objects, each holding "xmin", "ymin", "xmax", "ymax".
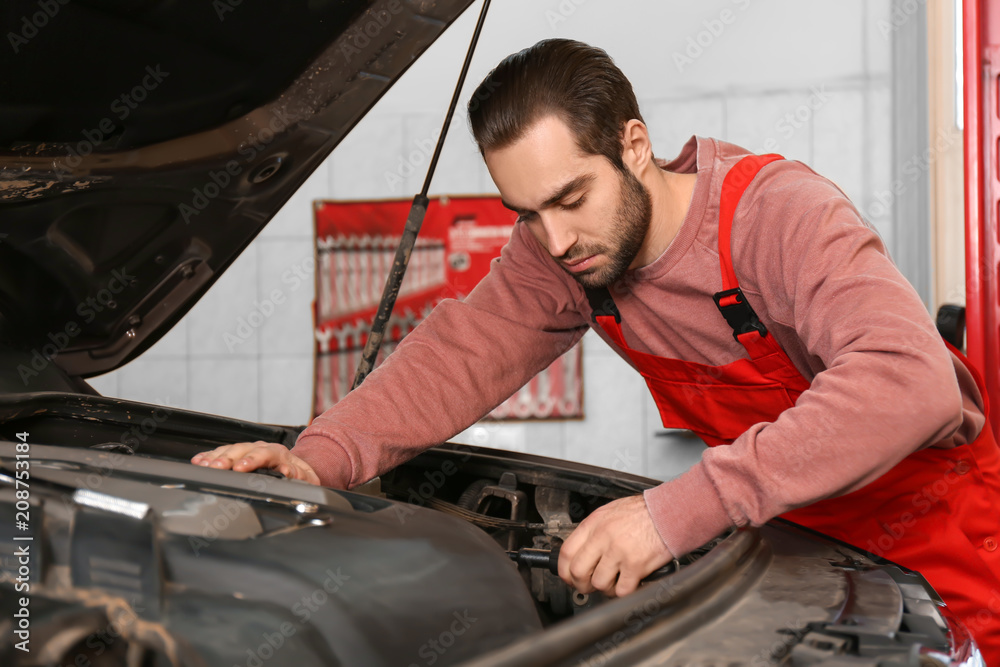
[
  {"xmin": 557, "ymin": 494, "xmax": 673, "ymax": 598},
  {"xmin": 191, "ymin": 441, "xmax": 321, "ymax": 486}
]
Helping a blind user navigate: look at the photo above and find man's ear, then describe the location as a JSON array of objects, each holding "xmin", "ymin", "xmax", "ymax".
[{"xmin": 620, "ymin": 119, "xmax": 653, "ymax": 172}]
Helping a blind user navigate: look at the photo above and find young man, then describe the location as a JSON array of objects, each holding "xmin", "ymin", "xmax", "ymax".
[{"xmin": 193, "ymin": 39, "xmax": 1000, "ymax": 657}]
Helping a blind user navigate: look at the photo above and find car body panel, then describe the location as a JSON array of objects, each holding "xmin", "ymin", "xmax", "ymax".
[{"xmin": 0, "ymin": 0, "xmax": 475, "ymax": 377}]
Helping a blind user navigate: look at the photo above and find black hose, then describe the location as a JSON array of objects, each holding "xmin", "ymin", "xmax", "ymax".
[{"xmin": 456, "ymin": 478, "xmax": 493, "ymax": 510}]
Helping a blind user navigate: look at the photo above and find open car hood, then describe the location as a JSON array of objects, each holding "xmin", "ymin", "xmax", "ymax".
[{"xmin": 0, "ymin": 0, "xmax": 474, "ymax": 378}]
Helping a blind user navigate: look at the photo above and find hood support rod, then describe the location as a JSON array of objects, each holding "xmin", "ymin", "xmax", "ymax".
[{"xmin": 351, "ymin": 0, "xmax": 492, "ymax": 390}]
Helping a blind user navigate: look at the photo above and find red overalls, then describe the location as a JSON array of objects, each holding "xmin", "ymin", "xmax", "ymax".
[{"xmin": 587, "ymin": 154, "xmax": 1000, "ymax": 662}]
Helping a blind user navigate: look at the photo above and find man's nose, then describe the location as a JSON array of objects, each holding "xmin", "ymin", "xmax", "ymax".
[{"xmin": 540, "ymin": 214, "xmax": 577, "ymax": 258}]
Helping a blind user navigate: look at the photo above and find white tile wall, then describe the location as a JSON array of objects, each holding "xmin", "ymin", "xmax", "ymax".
[
  {"xmin": 147, "ymin": 316, "xmax": 188, "ymax": 358},
  {"xmin": 187, "ymin": 245, "xmax": 260, "ymax": 357},
  {"xmin": 866, "ymin": 85, "xmax": 896, "ymax": 250},
  {"xmin": 644, "ymin": 97, "xmax": 726, "ymax": 163},
  {"xmin": 400, "ymin": 114, "xmax": 491, "ymax": 196},
  {"xmin": 116, "ymin": 358, "xmax": 188, "ymax": 410},
  {"xmin": 257, "ymin": 239, "xmax": 315, "ymax": 358},
  {"xmin": 259, "ymin": 356, "xmax": 315, "ymax": 426},
  {"xmin": 565, "ymin": 349, "xmax": 648, "ymax": 475},
  {"xmin": 261, "ymin": 161, "xmax": 330, "ymax": 240},
  {"xmin": 90, "ymin": 0, "xmax": 895, "ymax": 482},
  {"xmin": 189, "ymin": 359, "xmax": 259, "ymax": 423},
  {"xmin": 866, "ymin": 0, "xmax": 895, "ymax": 77},
  {"xmin": 725, "ymin": 91, "xmax": 816, "ymax": 165},
  {"xmin": 813, "ymin": 89, "xmax": 867, "ymax": 205},
  {"xmin": 329, "ymin": 114, "xmax": 405, "ymax": 200}
]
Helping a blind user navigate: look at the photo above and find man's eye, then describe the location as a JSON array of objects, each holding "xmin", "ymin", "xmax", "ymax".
[
  {"xmin": 516, "ymin": 212, "xmax": 537, "ymax": 224},
  {"xmin": 560, "ymin": 197, "xmax": 585, "ymax": 211}
]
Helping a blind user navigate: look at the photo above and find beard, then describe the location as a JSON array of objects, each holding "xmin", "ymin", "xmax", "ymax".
[{"xmin": 565, "ymin": 167, "xmax": 653, "ymax": 289}]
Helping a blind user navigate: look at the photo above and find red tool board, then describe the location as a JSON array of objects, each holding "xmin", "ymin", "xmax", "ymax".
[{"xmin": 311, "ymin": 196, "xmax": 584, "ymax": 421}]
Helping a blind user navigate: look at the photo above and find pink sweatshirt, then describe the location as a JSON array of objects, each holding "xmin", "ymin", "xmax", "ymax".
[{"xmin": 294, "ymin": 136, "xmax": 987, "ymax": 558}]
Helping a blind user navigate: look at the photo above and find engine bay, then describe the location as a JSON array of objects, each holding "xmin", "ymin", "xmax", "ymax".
[
  {"xmin": 0, "ymin": 392, "xmax": 979, "ymax": 666},
  {"xmin": 379, "ymin": 445, "xmax": 722, "ymax": 626}
]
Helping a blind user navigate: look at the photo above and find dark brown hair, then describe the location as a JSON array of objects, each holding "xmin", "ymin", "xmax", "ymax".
[{"xmin": 467, "ymin": 39, "xmax": 643, "ymax": 172}]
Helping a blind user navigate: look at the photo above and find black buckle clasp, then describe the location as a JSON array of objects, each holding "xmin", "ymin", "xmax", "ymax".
[
  {"xmin": 713, "ymin": 287, "xmax": 767, "ymax": 341},
  {"xmin": 585, "ymin": 287, "xmax": 621, "ymax": 324}
]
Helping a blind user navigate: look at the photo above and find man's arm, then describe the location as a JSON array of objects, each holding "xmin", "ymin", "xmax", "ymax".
[
  {"xmin": 194, "ymin": 223, "xmax": 589, "ymax": 487},
  {"xmin": 644, "ymin": 165, "xmax": 980, "ymax": 558}
]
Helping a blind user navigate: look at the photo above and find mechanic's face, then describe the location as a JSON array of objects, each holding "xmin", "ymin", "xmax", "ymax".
[{"xmin": 485, "ymin": 115, "xmax": 652, "ymax": 289}]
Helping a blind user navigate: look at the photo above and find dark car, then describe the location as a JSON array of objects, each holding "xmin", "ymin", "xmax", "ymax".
[{"xmin": 0, "ymin": 1, "xmax": 983, "ymax": 665}]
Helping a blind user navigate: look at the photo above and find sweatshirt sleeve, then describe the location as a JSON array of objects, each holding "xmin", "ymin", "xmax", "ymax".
[
  {"xmin": 292, "ymin": 223, "xmax": 589, "ymax": 489},
  {"xmin": 644, "ymin": 167, "xmax": 977, "ymax": 557}
]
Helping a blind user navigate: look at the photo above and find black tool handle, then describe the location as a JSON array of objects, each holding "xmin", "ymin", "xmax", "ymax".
[
  {"xmin": 509, "ymin": 544, "xmax": 679, "ymax": 582},
  {"xmin": 508, "ymin": 545, "xmax": 561, "ymax": 574}
]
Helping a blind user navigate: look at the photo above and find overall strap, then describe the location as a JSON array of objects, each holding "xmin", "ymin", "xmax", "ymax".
[
  {"xmin": 584, "ymin": 286, "xmax": 629, "ymax": 349},
  {"xmin": 587, "ymin": 153, "xmax": 785, "ymax": 358},
  {"xmin": 713, "ymin": 154, "xmax": 784, "ymax": 358}
]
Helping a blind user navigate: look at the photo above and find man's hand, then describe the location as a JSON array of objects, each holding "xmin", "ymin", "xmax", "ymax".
[
  {"xmin": 557, "ymin": 494, "xmax": 673, "ymax": 598},
  {"xmin": 191, "ymin": 441, "xmax": 321, "ymax": 486}
]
